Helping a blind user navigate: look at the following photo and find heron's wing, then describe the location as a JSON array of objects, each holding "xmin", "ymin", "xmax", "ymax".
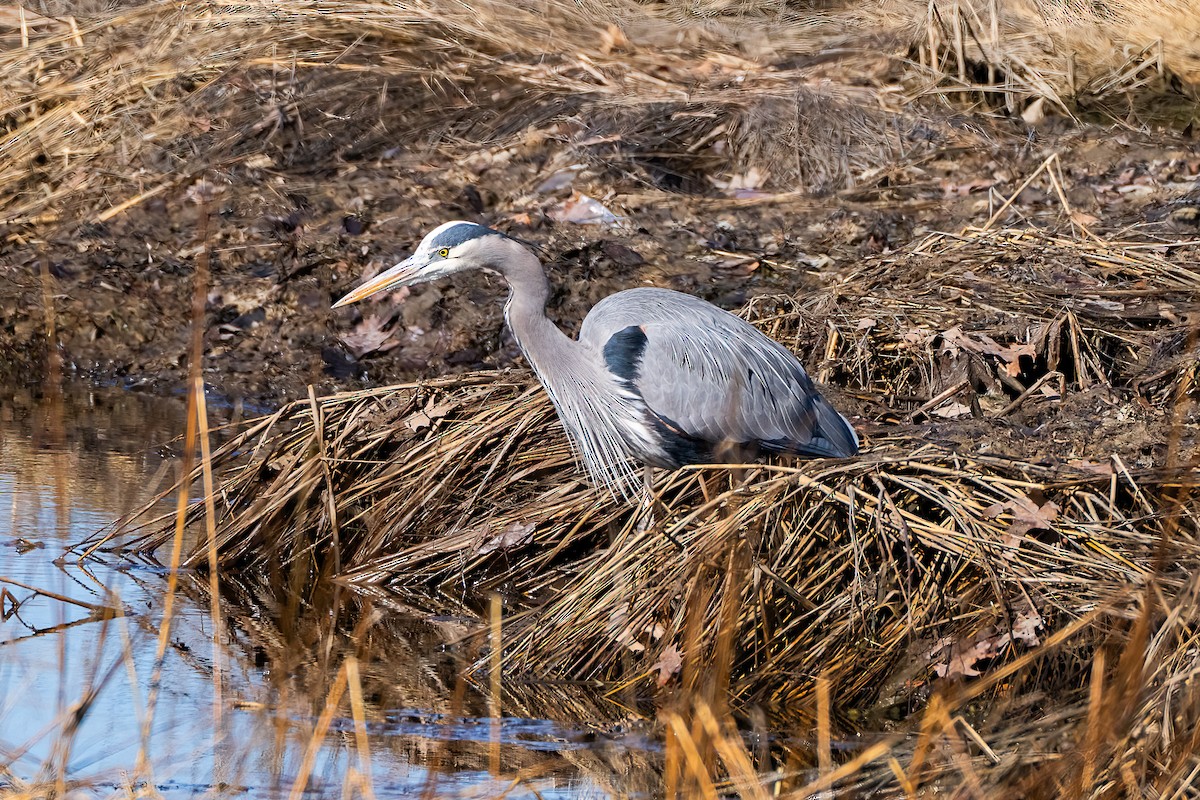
[{"xmin": 583, "ymin": 289, "xmax": 858, "ymax": 460}]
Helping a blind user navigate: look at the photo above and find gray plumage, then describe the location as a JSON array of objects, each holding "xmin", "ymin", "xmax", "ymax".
[{"xmin": 333, "ymin": 221, "xmax": 859, "ymax": 496}]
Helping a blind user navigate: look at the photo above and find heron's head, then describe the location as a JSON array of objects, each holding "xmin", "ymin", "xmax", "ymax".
[{"xmin": 332, "ymin": 221, "xmax": 507, "ymax": 308}]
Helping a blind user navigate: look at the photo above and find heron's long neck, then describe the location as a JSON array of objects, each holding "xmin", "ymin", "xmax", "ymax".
[
  {"xmin": 493, "ymin": 238, "xmax": 648, "ymax": 495},
  {"xmin": 498, "ymin": 245, "xmax": 580, "ymax": 369}
]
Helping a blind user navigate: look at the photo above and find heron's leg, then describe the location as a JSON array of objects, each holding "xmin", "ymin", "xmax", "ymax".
[
  {"xmin": 635, "ymin": 464, "xmax": 656, "ymax": 533},
  {"xmin": 639, "ymin": 468, "xmax": 688, "ymax": 550}
]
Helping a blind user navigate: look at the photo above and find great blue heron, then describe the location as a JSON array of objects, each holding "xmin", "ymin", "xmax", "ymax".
[{"xmin": 333, "ymin": 221, "xmax": 858, "ymax": 496}]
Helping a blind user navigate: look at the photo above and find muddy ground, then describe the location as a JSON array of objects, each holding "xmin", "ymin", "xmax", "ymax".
[{"xmin": 3, "ymin": 120, "xmax": 1197, "ymax": 417}]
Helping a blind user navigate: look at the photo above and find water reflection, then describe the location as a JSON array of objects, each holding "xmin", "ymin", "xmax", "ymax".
[{"xmin": 0, "ymin": 387, "xmax": 655, "ymax": 798}]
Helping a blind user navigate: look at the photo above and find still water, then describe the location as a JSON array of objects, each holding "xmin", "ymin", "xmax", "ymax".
[{"xmin": 0, "ymin": 387, "xmax": 650, "ymax": 798}]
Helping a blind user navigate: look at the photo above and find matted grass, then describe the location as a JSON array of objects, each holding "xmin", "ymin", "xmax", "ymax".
[
  {"xmin": 907, "ymin": 0, "xmax": 1200, "ymax": 123},
  {"xmin": 101, "ymin": 223, "xmax": 1200, "ymax": 793},
  {"xmin": 3, "ymin": 0, "xmax": 1197, "ymax": 232}
]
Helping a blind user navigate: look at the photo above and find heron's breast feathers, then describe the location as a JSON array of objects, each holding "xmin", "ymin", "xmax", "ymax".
[{"xmin": 530, "ymin": 347, "xmax": 661, "ymax": 497}]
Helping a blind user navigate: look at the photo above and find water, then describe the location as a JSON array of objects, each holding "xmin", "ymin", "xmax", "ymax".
[{"xmin": 0, "ymin": 387, "xmax": 651, "ymax": 798}]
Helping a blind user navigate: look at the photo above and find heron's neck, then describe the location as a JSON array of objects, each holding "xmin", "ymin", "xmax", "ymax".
[
  {"xmin": 494, "ymin": 238, "xmax": 647, "ymax": 494},
  {"xmin": 499, "ymin": 245, "xmax": 578, "ymax": 367}
]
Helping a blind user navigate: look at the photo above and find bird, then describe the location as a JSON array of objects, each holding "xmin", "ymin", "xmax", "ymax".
[{"xmin": 333, "ymin": 221, "xmax": 858, "ymax": 497}]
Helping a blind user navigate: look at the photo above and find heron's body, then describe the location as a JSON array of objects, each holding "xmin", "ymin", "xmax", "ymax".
[{"xmin": 334, "ymin": 221, "xmax": 858, "ymax": 495}]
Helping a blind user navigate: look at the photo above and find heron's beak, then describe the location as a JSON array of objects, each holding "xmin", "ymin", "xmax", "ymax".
[{"xmin": 331, "ymin": 254, "xmax": 425, "ymax": 309}]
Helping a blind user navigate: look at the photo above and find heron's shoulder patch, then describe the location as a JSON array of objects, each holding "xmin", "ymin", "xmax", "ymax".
[{"xmin": 602, "ymin": 325, "xmax": 647, "ymax": 386}]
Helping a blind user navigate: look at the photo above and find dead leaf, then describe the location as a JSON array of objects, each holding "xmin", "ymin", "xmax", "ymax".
[
  {"xmin": 477, "ymin": 521, "xmax": 536, "ymax": 555},
  {"xmin": 1159, "ymin": 303, "xmax": 1182, "ymax": 324},
  {"xmin": 339, "ymin": 313, "xmax": 400, "ymax": 357},
  {"xmin": 983, "ymin": 493, "xmax": 1060, "ymax": 547},
  {"xmin": 941, "ymin": 328, "xmax": 1035, "ymax": 377},
  {"xmin": 977, "ymin": 334, "xmax": 1033, "ymax": 374},
  {"xmin": 425, "ymin": 399, "xmax": 454, "ymax": 420},
  {"xmin": 903, "ymin": 327, "xmax": 933, "ymax": 346},
  {"xmin": 1011, "ymin": 611, "xmax": 1043, "ymax": 646},
  {"xmin": 405, "ymin": 410, "xmax": 432, "ymax": 432},
  {"xmin": 855, "ymin": 317, "xmax": 877, "ymax": 331},
  {"xmin": 549, "ymin": 192, "xmax": 622, "ymax": 225},
  {"xmin": 929, "ymin": 611, "xmax": 1044, "ymax": 678},
  {"xmin": 939, "ymin": 325, "xmax": 970, "ymax": 356},
  {"xmin": 933, "ymin": 637, "xmax": 991, "ymax": 678},
  {"xmin": 652, "ymin": 644, "xmax": 683, "ymax": 686},
  {"xmin": 933, "ymin": 402, "xmax": 972, "ymax": 419},
  {"xmin": 408, "ymin": 398, "xmax": 453, "ymax": 431},
  {"xmin": 405, "ymin": 398, "xmax": 454, "ymax": 432}
]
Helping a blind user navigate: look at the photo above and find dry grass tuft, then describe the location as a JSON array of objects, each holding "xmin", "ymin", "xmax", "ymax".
[
  {"xmin": 907, "ymin": 0, "xmax": 1200, "ymax": 123},
  {"xmin": 101, "ymin": 223, "xmax": 1200, "ymax": 793}
]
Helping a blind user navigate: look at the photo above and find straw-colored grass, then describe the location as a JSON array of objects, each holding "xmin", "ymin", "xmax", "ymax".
[
  {"xmin": 103, "ymin": 221, "xmax": 1200, "ymax": 794},
  {"xmin": 0, "ymin": 0, "xmax": 898, "ymax": 229},
  {"xmin": 3, "ymin": 0, "xmax": 1197, "ymax": 233},
  {"xmin": 907, "ymin": 0, "xmax": 1200, "ymax": 122},
  {"xmin": 9, "ymin": 0, "xmax": 1198, "ymax": 794}
]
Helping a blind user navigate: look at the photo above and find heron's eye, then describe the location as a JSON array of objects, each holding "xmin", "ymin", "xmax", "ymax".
[{"xmin": 437, "ymin": 247, "xmax": 450, "ymax": 258}]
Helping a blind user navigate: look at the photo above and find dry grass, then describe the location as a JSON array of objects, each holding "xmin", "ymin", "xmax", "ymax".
[
  {"xmin": 906, "ymin": 0, "xmax": 1200, "ymax": 123},
  {"xmin": 101, "ymin": 220, "xmax": 1200, "ymax": 795},
  {"xmin": 0, "ymin": 0, "xmax": 901, "ymax": 230},
  {"xmin": 3, "ymin": 0, "xmax": 1196, "ymax": 234},
  {"xmin": 7, "ymin": 0, "xmax": 1200, "ymax": 794}
]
